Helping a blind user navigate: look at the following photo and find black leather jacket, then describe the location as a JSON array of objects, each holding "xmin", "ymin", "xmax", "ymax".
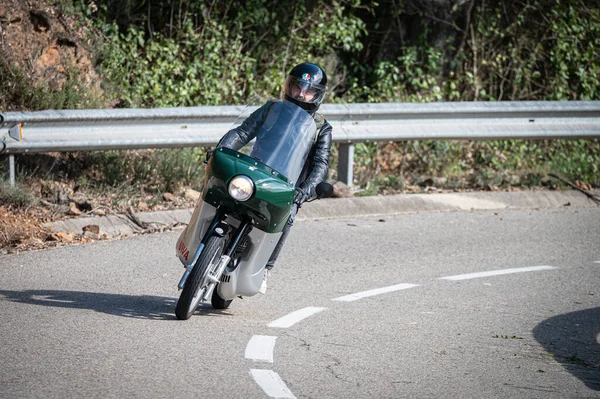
[{"xmin": 217, "ymin": 101, "xmax": 332, "ymax": 198}]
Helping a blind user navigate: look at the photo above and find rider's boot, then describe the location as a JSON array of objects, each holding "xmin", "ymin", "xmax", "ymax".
[{"xmin": 259, "ymin": 269, "xmax": 270, "ymax": 294}]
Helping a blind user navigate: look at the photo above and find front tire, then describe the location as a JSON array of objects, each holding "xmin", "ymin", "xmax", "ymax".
[
  {"xmin": 211, "ymin": 286, "xmax": 233, "ymax": 310},
  {"xmin": 175, "ymin": 235, "xmax": 226, "ymax": 320}
]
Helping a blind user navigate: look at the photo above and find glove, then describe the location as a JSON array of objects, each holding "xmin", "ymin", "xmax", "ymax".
[{"xmin": 293, "ymin": 187, "xmax": 310, "ymax": 205}]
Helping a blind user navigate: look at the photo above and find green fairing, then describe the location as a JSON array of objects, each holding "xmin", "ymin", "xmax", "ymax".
[{"xmin": 203, "ymin": 148, "xmax": 295, "ymax": 233}]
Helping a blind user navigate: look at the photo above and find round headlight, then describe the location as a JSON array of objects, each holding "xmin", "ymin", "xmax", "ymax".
[{"xmin": 228, "ymin": 175, "xmax": 254, "ymax": 201}]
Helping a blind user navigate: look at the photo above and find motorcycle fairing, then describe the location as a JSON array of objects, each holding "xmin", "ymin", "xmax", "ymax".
[
  {"xmin": 204, "ymin": 148, "xmax": 294, "ymax": 234},
  {"xmin": 216, "ymin": 228, "xmax": 282, "ymax": 299},
  {"xmin": 176, "ymin": 199, "xmax": 220, "ymax": 267}
]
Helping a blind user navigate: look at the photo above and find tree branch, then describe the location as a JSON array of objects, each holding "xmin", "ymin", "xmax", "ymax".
[{"xmin": 548, "ymin": 173, "xmax": 600, "ymax": 205}]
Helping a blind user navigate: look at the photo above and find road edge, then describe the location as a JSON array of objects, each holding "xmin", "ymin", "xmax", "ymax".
[{"xmin": 44, "ymin": 189, "xmax": 599, "ymax": 237}]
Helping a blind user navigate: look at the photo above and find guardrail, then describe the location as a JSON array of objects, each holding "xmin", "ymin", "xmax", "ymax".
[{"xmin": 2, "ymin": 101, "xmax": 600, "ymax": 186}]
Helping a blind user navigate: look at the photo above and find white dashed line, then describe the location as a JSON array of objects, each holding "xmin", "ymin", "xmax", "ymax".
[
  {"xmin": 245, "ymin": 335, "xmax": 277, "ymax": 363},
  {"xmin": 332, "ymin": 283, "xmax": 419, "ymax": 302},
  {"xmin": 439, "ymin": 266, "xmax": 558, "ymax": 281},
  {"xmin": 267, "ymin": 307, "xmax": 326, "ymax": 328},
  {"xmin": 250, "ymin": 369, "xmax": 296, "ymax": 398}
]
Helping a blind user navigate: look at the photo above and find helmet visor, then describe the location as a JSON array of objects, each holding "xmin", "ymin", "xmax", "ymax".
[{"xmin": 284, "ymin": 76, "xmax": 327, "ymax": 106}]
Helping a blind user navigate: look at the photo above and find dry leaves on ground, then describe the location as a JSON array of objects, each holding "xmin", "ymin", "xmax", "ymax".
[{"xmin": 0, "ymin": 206, "xmax": 111, "ymax": 255}]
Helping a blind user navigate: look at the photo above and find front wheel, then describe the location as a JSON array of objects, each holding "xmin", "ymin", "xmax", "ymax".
[{"xmin": 175, "ymin": 235, "xmax": 226, "ymax": 320}]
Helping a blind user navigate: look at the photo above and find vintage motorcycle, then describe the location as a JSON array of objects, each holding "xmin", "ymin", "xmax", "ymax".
[{"xmin": 174, "ymin": 99, "xmax": 332, "ymax": 320}]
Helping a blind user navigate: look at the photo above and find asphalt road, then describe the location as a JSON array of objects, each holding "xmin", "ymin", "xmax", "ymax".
[{"xmin": 1, "ymin": 207, "xmax": 599, "ymax": 398}]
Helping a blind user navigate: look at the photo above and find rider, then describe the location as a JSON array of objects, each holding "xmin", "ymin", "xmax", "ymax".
[{"xmin": 216, "ymin": 62, "xmax": 333, "ymax": 293}]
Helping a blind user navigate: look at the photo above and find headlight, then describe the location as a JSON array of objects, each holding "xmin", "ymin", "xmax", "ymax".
[{"xmin": 228, "ymin": 175, "xmax": 254, "ymax": 201}]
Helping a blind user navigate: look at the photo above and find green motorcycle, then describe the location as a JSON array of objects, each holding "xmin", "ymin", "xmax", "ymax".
[{"xmin": 175, "ymin": 100, "xmax": 331, "ymax": 320}]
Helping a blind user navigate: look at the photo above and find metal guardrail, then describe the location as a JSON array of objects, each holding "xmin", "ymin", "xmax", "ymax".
[{"xmin": 2, "ymin": 101, "xmax": 600, "ymax": 186}]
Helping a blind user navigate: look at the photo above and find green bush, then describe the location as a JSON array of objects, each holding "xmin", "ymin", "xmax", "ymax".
[
  {"xmin": 5, "ymin": 0, "xmax": 599, "ymax": 196},
  {"xmin": 81, "ymin": 0, "xmax": 368, "ymax": 108}
]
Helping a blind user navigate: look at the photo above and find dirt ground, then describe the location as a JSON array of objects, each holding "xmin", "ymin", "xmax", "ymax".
[
  {"xmin": 0, "ymin": 205, "xmax": 85, "ymax": 255},
  {"xmin": 0, "ymin": 184, "xmax": 200, "ymax": 255},
  {"xmin": 0, "ymin": 0, "xmax": 104, "ymax": 109}
]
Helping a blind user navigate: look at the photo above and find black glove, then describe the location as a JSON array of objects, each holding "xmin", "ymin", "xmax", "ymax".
[{"xmin": 293, "ymin": 187, "xmax": 310, "ymax": 205}]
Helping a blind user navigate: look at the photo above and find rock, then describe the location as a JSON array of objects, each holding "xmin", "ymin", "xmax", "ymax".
[
  {"xmin": 82, "ymin": 224, "xmax": 100, "ymax": 235},
  {"xmin": 83, "ymin": 231, "xmax": 99, "ymax": 240},
  {"xmin": 68, "ymin": 202, "xmax": 81, "ymax": 215},
  {"xmin": 332, "ymin": 181, "xmax": 353, "ymax": 198},
  {"xmin": 137, "ymin": 201, "xmax": 149, "ymax": 211},
  {"xmin": 35, "ymin": 44, "xmax": 67, "ymax": 91},
  {"xmin": 49, "ymin": 231, "xmax": 75, "ymax": 243},
  {"xmin": 67, "ymin": 191, "xmax": 93, "ymax": 212},
  {"xmin": 92, "ymin": 209, "xmax": 106, "ymax": 216},
  {"xmin": 57, "ymin": 188, "xmax": 71, "ymax": 204},
  {"xmin": 435, "ymin": 177, "xmax": 448, "ymax": 186},
  {"xmin": 68, "ymin": 191, "xmax": 86, "ymax": 203},
  {"xmin": 163, "ymin": 192, "xmax": 177, "ymax": 202},
  {"xmin": 184, "ymin": 188, "xmax": 201, "ymax": 201}
]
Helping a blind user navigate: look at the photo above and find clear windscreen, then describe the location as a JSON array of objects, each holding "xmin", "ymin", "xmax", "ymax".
[{"xmin": 235, "ymin": 100, "xmax": 317, "ymax": 184}]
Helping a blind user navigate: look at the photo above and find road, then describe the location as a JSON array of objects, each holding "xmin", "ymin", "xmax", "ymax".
[{"xmin": 1, "ymin": 207, "xmax": 599, "ymax": 398}]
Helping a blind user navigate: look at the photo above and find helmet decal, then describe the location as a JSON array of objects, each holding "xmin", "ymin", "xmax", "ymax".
[{"xmin": 302, "ymin": 73, "xmax": 311, "ymax": 81}]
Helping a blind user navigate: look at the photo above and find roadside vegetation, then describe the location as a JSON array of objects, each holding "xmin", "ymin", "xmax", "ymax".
[{"xmin": 1, "ymin": 0, "xmax": 599, "ymax": 213}]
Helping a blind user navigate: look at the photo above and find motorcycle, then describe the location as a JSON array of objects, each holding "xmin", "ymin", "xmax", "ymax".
[{"xmin": 174, "ymin": 99, "xmax": 333, "ymax": 320}]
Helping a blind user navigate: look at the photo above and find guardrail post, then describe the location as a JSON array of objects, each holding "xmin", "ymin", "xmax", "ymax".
[
  {"xmin": 337, "ymin": 143, "xmax": 354, "ymax": 187},
  {"xmin": 9, "ymin": 155, "xmax": 15, "ymax": 186}
]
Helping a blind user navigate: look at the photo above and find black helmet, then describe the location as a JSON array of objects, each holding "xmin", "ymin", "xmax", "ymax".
[{"xmin": 283, "ymin": 63, "xmax": 327, "ymax": 113}]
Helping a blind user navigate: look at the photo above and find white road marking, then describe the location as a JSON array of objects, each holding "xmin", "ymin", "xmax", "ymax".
[
  {"xmin": 594, "ymin": 261, "xmax": 600, "ymax": 264},
  {"xmin": 332, "ymin": 283, "xmax": 419, "ymax": 302},
  {"xmin": 439, "ymin": 266, "xmax": 558, "ymax": 281},
  {"xmin": 267, "ymin": 307, "xmax": 326, "ymax": 328},
  {"xmin": 250, "ymin": 369, "xmax": 296, "ymax": 398},
  {"xmin": 245, "ymin": 335, "xmax": 277, "ymax": 363}
]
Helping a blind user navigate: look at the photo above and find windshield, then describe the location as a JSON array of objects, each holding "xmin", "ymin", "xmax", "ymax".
[{"xmin": 234, "ymin": 100, "xmax": 317, "ymax": 185}]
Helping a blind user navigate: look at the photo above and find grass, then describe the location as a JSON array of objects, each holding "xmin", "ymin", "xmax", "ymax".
[
  {"xmin": 78, "ymin": 148, "xmax": 207, "ymax": 197},
  {"xmin": 0, "ymin": 180, "xmax": 38, "ymax": 208},
  {"xmin": 348, "ymin": 139, "xmax": 600, "ymax": 194},
  {"xmin": 1, "ymin": 138, "xmax": 597, "ymax": 211},
  {"xmin": 0, "ymin": 148, "xmax": 207, "ymax": 212}
]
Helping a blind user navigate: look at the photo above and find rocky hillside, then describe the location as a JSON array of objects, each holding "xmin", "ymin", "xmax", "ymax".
[{"xmin": 0, "ymin": 0, "xmax": 104, "ymax": 111}]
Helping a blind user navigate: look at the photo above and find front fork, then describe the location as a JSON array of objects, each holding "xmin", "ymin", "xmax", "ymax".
[
  {"xmin": 177, "ymin": 209, "xmax": 253, "ymax": 291},
  {"xmin": 202, "ymin": 220, "xmax": 252, "ymax": 300}
]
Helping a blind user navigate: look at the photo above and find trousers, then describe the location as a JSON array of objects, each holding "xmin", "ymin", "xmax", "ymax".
[{"xmin": 265, "ymin": 204, "xmax": 297, "ymax": 270}]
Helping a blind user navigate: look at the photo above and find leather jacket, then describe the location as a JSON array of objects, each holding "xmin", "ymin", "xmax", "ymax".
[{"xmin": 217, "ymin": 101, "xmax": 332, "ymax": 199}]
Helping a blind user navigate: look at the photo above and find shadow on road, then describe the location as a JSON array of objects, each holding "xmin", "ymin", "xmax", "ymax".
[
  {"xmin": 0, "ymin": 289, "xmax": 223, "ymax": 320},
  {"xmin": 533, "ymin": 307, "xmax": 600, "ymax": 391}
]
